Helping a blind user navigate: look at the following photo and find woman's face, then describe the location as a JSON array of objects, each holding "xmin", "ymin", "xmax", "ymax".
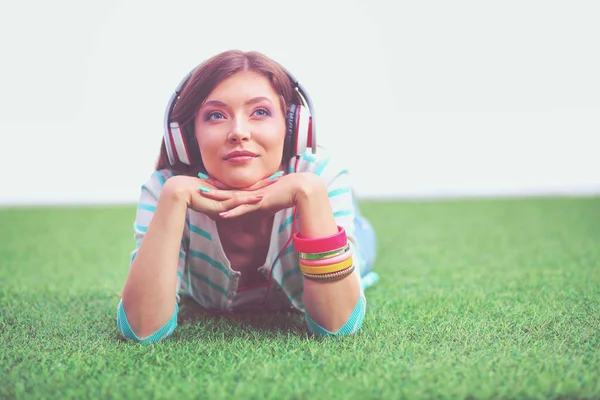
[{"xmin": 194, "ymin": 70, "xmax": 286, "ymax": 189}]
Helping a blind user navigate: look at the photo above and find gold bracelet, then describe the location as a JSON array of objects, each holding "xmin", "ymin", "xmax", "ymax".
[
  {"xmin": 298, "ymin": 243, "xmax": 350, "ymax": 261},
  {"xmin": 303, "ymin": 265, "xmax": 355, "ymax": 282},
  {"xmin": 302, "ymin": 265, "xmax": 355, "ymax": 282}
]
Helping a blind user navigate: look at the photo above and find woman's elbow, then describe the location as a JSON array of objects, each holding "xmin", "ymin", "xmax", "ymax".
[
  {"xmin": 116, "ymin": 299, "xmax": 178, "ymax": 344},
  {"xmin": 306, "ymin": 295, "xmax": 367, "ymax": 338}
]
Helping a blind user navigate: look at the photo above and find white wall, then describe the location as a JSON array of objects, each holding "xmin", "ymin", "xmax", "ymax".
[{"xmin": 1, "ymin": 0, "xmax": 598, "ymax": 205}]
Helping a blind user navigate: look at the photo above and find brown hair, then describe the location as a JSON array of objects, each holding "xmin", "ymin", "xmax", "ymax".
[{"xmin": 155, "ymin": 49, "xmax": 302, "ymax": 176}]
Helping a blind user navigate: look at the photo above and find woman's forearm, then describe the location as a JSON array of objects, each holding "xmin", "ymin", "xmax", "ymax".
[
  {"xmin": 296, "ymin": 178, "xmax": 361, "ymax": 332},
  {"xmin": 121, "ymin": 182, "xmax": 187, "ymax": 338}
]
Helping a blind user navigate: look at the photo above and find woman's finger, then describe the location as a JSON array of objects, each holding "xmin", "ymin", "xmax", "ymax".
[
  {"xmin": 199, "ymin": 178, "xmax": 277, "ymax": 200},
  {"xmin": 196, "ymin": 173, "xmax": 228, "ymax": 189},
  {"xmin": 242, "ymin": 175, "xmax": 282, "ymax": 192},
  {"xmin": 219, "ymin": 203, "xmax": 260, "ymax": 219},
  {"xmin": 199, "ymin": 187, "xmax": 234, "ymax": 201},
  {"xmin": 207, "ymin": 195, "xmax": 262, "ymax": 216},
  {"xmin": 220, "ymin": 194, "xmax": 263, "ymax": 211}
]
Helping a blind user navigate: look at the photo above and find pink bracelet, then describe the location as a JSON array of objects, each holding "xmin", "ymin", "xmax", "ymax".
[
  {"xmin": 292, "ymin": 226, "xmax": 347, "ymax": 254},
  {"xmin": 299, "ymin": 249, "xmax": 352, "ymax": 267}
]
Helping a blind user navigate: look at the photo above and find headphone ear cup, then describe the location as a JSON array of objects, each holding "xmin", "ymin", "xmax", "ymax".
[
  {"xmin": 290, "ymin": 104, "xmax": 312, "ymax": 157},
  {"xmin": 164, "ymin": 123, "xmax": 177, "ymax": 165},
  {"xmin": 181, "ymin": 123, "xmax": 202, "ymax": 167},
  {"xmin": 169, "ymin": 122, "xmax": 192, "ymax": 165},
  {"xmin": 284, "ymin": 103, "xmax": 298, "ymax": 161},
  {"xmin": 284, "ymin": 103, "xmax": 313, "ymax": 160},
  {"xmin": 294, "ymin": 104, "xmax": 312, "ymax": 156}
]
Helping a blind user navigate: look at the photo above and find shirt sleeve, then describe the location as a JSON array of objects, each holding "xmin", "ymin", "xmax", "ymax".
[
  {"xmin": 116, "ymin": 169, "xmax": 186, "ymax": 343},
  {"xmin": 305, "ymin": 293, "xmax": 366, "ymax": 336}
]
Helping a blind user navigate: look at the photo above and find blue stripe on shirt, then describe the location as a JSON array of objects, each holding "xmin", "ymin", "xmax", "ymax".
[
  {"xmin": 188, "ymin": 250, "xmax": 230, "ymax": 278},
  {"xmin": 134, "ymin": 223, "xmax": 148, "ymax": 233},
  {"xmin": 190, "ymin": 224, "xmax": 212, "ymax": 240},
  {"xmin": 278, "ymin": 215, "xmax": 295, "ymax": 233},
  {"xmin": 328, "ymin": 187, "xmax": 351, "ymax": 198},
  {"xmin": 281, "ymin": 244, "xmax": 296, "ymax": 257},
  {"xmin": 177, "ymin": 271, "xmax": 213, "ymax": 305},
  {"xmin": 187, "ymin": 268, "xmax": 229, "ymax": 296},
  {"xmin": 154, "ymin": 171, "xmax": 166, "ymax": 186},
  {"xmin": 333, "ymin": 169, "xmax": 349, "ymax": 179},
  {"xmin": 333, "ymin": 209, "xmax": 353, "ymax": 218},
  {"xmin": 301, "ymin": 153, "xmax": 317, "ymax": 163},
  {"xmin": 315, "ymin": 157, "xmax": 330, "ymax": 176},
  {"xmin": 138, "ymin": 203, "xmax": 156, "ymax": 212}
]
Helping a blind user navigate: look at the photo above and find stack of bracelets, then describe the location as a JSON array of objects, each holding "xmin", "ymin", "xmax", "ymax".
[{"xmin": 293, "ymin": 226, "xmax": 355, "ymax": 282}]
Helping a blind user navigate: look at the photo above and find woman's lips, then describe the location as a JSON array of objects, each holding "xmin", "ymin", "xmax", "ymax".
[{"xmin": 225, "ymin": 155, "xmax": 257, "ymax": 163}]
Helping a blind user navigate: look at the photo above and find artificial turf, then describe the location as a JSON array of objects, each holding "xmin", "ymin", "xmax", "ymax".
[{"xmin": 1, "ymin": 196, "xmax": 599, "ymax": 399}]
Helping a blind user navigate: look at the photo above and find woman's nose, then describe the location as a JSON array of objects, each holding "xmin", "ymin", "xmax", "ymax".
[{"xmin": 227, "ymin": 119, "xmax": 251, "ymax": 142}]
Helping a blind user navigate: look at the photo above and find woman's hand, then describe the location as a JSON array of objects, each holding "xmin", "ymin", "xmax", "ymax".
[
  {"xmin": 161, "ymin": 175, "xmax": 279, "ymax": 219},
  {"xmin": 198, "ymin": 172, "xmax": 325, "ymax": 218}
]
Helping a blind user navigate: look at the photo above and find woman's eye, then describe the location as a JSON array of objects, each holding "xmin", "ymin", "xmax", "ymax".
[
  {"xmin": 253, "ymin": 108, "xmax": 270, "ymax": 117},
  {"xmin": 206, "ymin": 112, "xmax": 225, "ymax": 121}
]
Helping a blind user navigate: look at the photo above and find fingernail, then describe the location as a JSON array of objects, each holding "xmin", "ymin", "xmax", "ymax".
[
  {"xmin": 199, "ymin": 186, "xmax": 210, "ymax": 193},
  {"xmin": 268, "ymin": 171, "xmax": 284, "ymax": 180},
  {"xmin": 197, "ymin": 172, "xmax": 209, "ymax": 179},
  {"xmin": 219, "ymin": 211, "xmax": 229, "ymax": 217}
]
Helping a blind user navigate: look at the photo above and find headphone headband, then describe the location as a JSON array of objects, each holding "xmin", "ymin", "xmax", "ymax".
[{"xmin": 163, "ymin": 63, "xmax": 317, "ymax": 166}]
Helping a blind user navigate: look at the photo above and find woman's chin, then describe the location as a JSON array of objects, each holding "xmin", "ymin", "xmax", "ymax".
[{"xmin": 220, "ymin": 176, "xmax": 261, "ymax": 190}]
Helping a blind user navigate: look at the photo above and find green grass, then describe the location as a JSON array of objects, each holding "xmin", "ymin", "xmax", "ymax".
[{"xmin": 1, "ymin": 197, "xmax": 599, "ymax": 399}]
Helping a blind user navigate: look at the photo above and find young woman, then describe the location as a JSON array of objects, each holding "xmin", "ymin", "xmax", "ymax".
[{"xmin": 117, "ymin": 50, "xmax": 378, "ymax": 343}]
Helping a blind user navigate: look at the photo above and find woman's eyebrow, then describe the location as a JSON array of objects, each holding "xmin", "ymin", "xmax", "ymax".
[
  {"xmin": 245, "ymin": 96, "xmax": 273, "ymax": 106},
  {"xmin": 202, "ymin": 96, "xmax": 274, "ymax": 108}
]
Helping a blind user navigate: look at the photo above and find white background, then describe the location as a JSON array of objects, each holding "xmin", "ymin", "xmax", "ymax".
[{"xmin": 1, "ymin": 0, "xmax": 599, "ymax": 205}]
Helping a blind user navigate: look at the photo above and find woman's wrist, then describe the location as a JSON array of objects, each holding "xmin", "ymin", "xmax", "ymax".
[
  {"xmin": 162, "ymin": 176, "xmax": 193, "ymax": 209},
  {"xmin": 293, "ymin": 174, "xmax": 338, "ymax": 238},
  {"xmin": 292, "ymin": 173, "xmax": 327, "ymax": 205}
]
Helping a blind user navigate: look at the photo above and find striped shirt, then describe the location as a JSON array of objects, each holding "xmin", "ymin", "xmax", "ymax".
[{"xmin": 117, "ymin": 149, "xmax": 367, "ymax": 342}]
